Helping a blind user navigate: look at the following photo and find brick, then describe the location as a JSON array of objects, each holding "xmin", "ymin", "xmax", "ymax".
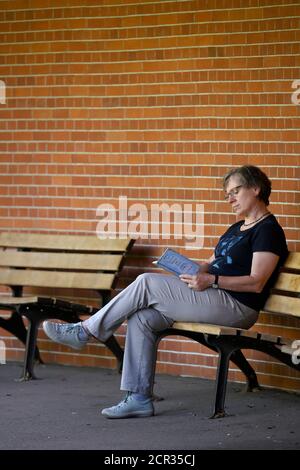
[{"xmin": 0, "ymin": 0, "xmax": 299, "ymax": 392}]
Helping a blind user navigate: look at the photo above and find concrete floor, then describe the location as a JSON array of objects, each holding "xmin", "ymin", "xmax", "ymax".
[{"xmin": 1, "ymin": 361, "xmax": 299, "ymax": 451}]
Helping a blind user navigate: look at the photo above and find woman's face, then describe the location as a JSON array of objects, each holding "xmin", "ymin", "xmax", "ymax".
[{"xmin": 224, "ymin": 175, "xmax": 260, "ymax": 217}]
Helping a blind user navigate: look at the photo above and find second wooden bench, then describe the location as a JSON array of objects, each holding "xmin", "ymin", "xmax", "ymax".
[{"xmin": 0, "ymin": 231, "xmax": 134, "ymax": 380}]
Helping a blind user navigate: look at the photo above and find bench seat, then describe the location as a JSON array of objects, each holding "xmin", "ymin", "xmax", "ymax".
[{"xmin": 172, "ymin": 321, "xmax": 289, "ymax": 344}]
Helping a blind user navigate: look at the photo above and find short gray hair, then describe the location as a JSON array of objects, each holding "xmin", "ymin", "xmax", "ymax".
[{"xmin": 223, "ymin": 165, "xmax": 272, "ymax": 205}]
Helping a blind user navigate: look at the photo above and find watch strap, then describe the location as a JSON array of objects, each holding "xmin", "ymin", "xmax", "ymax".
[{"xmin": 211, "ymin": 274, "xmax": 219, "ymax": 288}]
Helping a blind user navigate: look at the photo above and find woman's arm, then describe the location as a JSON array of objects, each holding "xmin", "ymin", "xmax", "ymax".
[{"xmin": 180, "ymin": 251, "xmax": 279, "ymax": 293}]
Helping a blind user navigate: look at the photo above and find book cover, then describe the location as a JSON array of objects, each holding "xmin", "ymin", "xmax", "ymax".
[{"xmin": 153, "ymin": 248, "xmax": 200, "ymax": 276}]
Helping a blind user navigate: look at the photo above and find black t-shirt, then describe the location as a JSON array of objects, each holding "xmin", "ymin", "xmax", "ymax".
[{"xmin": 208, "ymin": 214, "xmax": 288, "ymax": 311}]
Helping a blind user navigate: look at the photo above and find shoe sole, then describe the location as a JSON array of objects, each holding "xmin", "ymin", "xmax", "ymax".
[{"xmin": 101, "ymin": 409, "xmax": 154, "ymax": 419}]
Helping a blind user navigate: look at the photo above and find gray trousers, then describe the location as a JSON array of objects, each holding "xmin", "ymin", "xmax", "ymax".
[{"xmin": 83, "ymin": 273, "xmax": 258, "ymax": 395}]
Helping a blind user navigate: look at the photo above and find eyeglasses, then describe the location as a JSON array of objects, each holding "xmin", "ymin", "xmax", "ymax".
[{"xmin": 224, "ymin": 185, "xmax": 243, "ymax": 201}]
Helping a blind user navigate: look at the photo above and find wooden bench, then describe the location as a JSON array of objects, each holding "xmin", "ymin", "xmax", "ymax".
[
  {"xmin": 0, "ymin": 232, "xmax": 134, "ymax": 380},
  {"xmin": 157, "ymin": 251, "xmax": 300, "ymax": 418}
]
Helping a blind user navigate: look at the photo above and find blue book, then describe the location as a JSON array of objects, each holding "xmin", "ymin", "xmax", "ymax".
[{"xmin": 153, "ymin": 248, "xmax": 200, "ymax": 276}]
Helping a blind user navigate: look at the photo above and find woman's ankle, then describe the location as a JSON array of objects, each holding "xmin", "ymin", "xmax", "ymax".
[
  {"xmin": 78, "ymin": 323, "xmax": 90, "ymax": 342},
  {"xmin": 131, "ymin": 392, "xmax": 151, "ymax": 401}
]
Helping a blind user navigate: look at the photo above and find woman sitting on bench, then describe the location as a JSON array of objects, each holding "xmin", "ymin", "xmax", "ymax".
[{"xmin": 43, "ymin": 165, "xmax": 288, "ymax": 419}]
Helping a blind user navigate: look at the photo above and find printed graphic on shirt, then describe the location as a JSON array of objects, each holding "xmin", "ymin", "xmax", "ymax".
[{"xmin": 212, "ymin": 233, "xmax": 244, "ymax": 269}]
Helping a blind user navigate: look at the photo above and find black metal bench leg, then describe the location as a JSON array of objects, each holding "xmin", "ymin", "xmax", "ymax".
[
  {"xmin": 207, "ymin": 338, "xmax": 235, "ymax": 419},
  {"xmin": 0, "ymin": 312, "xmax": 43, "ymax": 364},
  {"xmin": 19, "ymin": 319, "xmax": 40, "ymax": 381},
  {"xmin": 0, "ymin": 312, "xmax": 27, "ymax": 343},
  {"xmin": 230, "ymin": 349, "xmax": 261, "ymax": 391},
  {"xmin": 104, "ymin": 335, "xmax": 124, "ymax": 373}
]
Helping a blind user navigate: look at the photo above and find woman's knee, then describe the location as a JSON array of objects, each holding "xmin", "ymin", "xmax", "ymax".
[
  {"xmin": 136, "ymin": 272, "xmax": 154, "ymax": 281},
  {"xmin": 135, "ymin": 272, "xmax": 159, "ymax": 287},
  {"xmin": 129, "ymin": 308, "xmax": 172, "ymax": 334}
]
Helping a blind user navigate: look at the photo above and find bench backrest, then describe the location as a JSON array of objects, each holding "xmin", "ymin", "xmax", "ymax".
[
  {"xmin": 262, "ymin": 252, "xmax": 300, "ymax": 319},
  {"xmin": 0, "ymin": 232, "xmax": 134, "ymax": 291}
]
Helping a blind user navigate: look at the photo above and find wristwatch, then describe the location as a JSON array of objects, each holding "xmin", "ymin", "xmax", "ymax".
[{"xmin": 211, "ymin": 274, "xmax": 219, "ymax": 289}]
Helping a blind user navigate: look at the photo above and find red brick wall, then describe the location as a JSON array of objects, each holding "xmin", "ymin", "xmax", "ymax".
[{"xmin": 0, "ymin": 0, "xmax": 299, "ymax": 391}]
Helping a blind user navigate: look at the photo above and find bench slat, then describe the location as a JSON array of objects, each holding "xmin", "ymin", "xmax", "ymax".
[
  {"xmin": 0, "ymin": 268, "xmax": 114, "ymax": 290},
  {"xmin": 284, "ymin": 252, "xmax": 300, "ymax": 271},
  {"xmin": 239, "ymin": 329, "xmax": 282, "ymax": 343},
  {"xmin": 172, "ymin": 322, "xmax": 239, "ymax": 336},
  {"xmin": 0, "ymin": 250, "xmax": 124, "ymax": 271},
  {"xmin": 172, "ymin": 322, "xmax": 286, "ymax": 344},
  {"xmin": 0, "ymin": 232, "xmax": 133, "ymax": 252},
  {"xmin": 273, "ymin": 272, "xmax": 300, "ymax": 293},
  {"xmin": 0, "ymin": 296, "xmax": 96, "ymax": 314},
  {"xmin": 264, "ymin": 294, "xmax": 300, "ymax": 318},
  {"xmin": 0, "ymin": 295, "xmax": 39, "ymax": 305}
]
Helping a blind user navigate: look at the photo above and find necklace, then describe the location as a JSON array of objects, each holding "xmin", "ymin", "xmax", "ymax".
[{"xmin": 243, "ymin": 211, "xmax": 270, "ymax": 227}]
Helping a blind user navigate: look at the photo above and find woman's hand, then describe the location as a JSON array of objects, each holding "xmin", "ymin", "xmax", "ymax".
[{"xmin": 179, "ymin": 272, "xmax": 214, "ymax": 291}]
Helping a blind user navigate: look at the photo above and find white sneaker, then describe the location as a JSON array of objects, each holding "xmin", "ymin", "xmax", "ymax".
[
  {"xmin": 43, "ymin": 321, "xmax": 87, "ymax": 350},
  {"xmin": 101, "ymin": 393, "xmax": 154, "ymax": 419}
]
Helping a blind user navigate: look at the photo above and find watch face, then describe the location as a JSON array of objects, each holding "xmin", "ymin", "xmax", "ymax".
[{"xmin": 212, "ymin": 283, "xmax": 218, "ymax": 289}]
